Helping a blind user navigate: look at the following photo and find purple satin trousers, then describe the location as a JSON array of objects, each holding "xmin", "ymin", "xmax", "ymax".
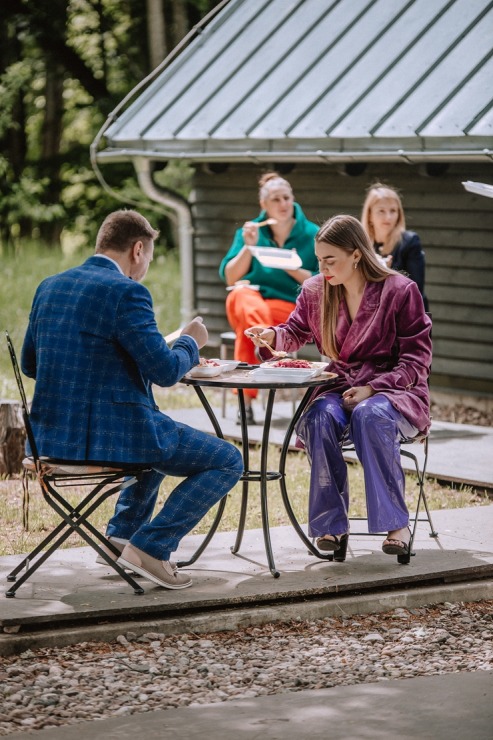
[{"xmin": 295, "ymin": 393, "xmax": 418, "ymax": 537}]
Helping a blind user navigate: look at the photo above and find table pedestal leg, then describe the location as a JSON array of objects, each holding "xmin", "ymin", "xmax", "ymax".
[
  {"xmin": 230, "ymin": 479, "xmax": 248, "ymax": 554},
  {"xmin": 179, "ymin": 379, "xmax": 336, "ymax": 576},
  {"xmin": 231, "ymin": 390, "xmax": 249, "ymax": 554},
  {"xmin": 258, "ymin": 389, "xmax": 279, "ymax": 577},
  {"xmin": 177, "ymin": 385, "xmax": 229, "ymax": 568},
  {"xmin": 231, "ymin": 390, "xmax": 279, "ymax": 576},
  {"xmin": 278, "ymin": 388, "xmax": 334, "ymax": 563}
]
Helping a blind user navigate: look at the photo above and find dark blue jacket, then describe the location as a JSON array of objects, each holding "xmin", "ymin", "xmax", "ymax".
[
  {"xmin": 376, "ymin": 231, "xmax": 428, "ymax": 311},
  {"xmin": 21, "ymin": 256, "xmax": 198, "ymax": 464}
]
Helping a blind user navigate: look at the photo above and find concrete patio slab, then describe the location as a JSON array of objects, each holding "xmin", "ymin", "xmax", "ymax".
[
  {"xmin": 1, "ymin": 505, "xmax": 492, "ymax": 655},
  {"xmin": 10, "ymin": 670, "xmax": 493, "ymax": 740}
]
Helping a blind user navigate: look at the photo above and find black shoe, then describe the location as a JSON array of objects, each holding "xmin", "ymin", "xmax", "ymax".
[
  {"xmin": 237, "ymin": 407, "xmax": 255, "ymax": 425},
  {"xmin": 382, "ymin": 527, "xmax": 411, "ymax": 565},
  {"xmin": 316, "ymin": 533, "xmax": 349, "ymax": 562}
]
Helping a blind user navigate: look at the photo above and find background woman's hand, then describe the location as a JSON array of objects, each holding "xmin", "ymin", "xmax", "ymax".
[
  {"xmin": 242, "ymin": 221, "xmax": 259, "ymax": 246},
  {"xmin": 342, "ymin": 385, "xmax": 375, "ymax": 410}
]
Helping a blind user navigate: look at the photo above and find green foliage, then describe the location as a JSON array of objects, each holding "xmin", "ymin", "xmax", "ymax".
[
  {"xmin": 2, "ymin": 174, "xmax": 66, "ymax": 233},
  {"xmin": 0, "ymin": 1, "xmax": 222, "ymax": 250},
  {"xmin": 0, "ymin": 61, "xmax": 31, "ymax": 136},
  {"xmin": 0, "ymin": 239, "xmax": 181, "ymax": 399}
]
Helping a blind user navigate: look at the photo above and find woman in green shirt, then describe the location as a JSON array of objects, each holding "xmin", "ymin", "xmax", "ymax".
[{"xmin": 219, "ymin": 172, "xmax": 319, "ymax": 423}]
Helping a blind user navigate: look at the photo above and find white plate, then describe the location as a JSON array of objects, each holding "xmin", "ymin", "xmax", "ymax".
[
  {"xmin": 188, "ymin": 360, "xmax": 239, "ymax": 378},
  {"xmin": 462, "ymin": 180, "xmax": 493, "ymax": 198},
  {"xmin": 250, "ymin": 367, "xmax": 321, "ymax": 382},
  {"xmin": 208, "ymin": 359, "xmax": 240, "ymax": 372},
  {"xmin": 188, "ymin": 364, "xmax": 224, "ymax": 378},
  {"xmin": 226, "ymin": 283, "xmax": 260, "ymax": 292},
  {"xmin": 249, "ymin": 247, "xmax": 302, "ymax": 270},
  {"xmin": 260, "ymin": 361, "xmax": 328, "ymax": 377}
]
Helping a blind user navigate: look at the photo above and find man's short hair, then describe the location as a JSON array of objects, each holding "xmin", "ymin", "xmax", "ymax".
[{"xmin": 95, "ymin": 210, "xmax": 159, "ymax": 253}]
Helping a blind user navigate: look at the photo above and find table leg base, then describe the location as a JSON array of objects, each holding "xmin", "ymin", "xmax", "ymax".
[
  {"xmin": 230, "ymin": 546, "xmax": 280, "ymax": 578},
  {"xmin": 308, "ymin": 549, "xmax": 334, "ymax": 561}
]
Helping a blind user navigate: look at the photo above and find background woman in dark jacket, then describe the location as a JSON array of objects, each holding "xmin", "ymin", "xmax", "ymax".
[{"xmin": 361, "ymin": 183, "xmax": 429, "ymax": 311}]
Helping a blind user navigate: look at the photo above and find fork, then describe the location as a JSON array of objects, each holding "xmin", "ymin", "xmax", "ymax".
[
  {"xmin": 246, "ymin": 332, "xmax": 287, "ymax": 358},
  {"xmin": 255, "ymin": 218, "xmax": 277, "ymax": 227}
]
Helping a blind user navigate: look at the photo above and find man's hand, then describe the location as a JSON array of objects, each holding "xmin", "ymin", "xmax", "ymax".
[{"xmin": 181, "ymin": 316, "xmax": 208, "ymax": 349}]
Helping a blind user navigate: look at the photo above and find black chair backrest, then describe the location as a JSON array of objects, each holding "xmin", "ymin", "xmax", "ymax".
[{"xmin": 5, "ymin": 331, "xmax": 40, "ymax": 464}]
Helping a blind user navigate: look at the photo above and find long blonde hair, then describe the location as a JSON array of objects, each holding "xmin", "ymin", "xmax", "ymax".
[
  {"xmin": 317, "ymin": 215, "xmax": 396, "ymax": 359},
  {"xmin": 360, "ymin": 183, "xmax": 405, "ymax": 255}
]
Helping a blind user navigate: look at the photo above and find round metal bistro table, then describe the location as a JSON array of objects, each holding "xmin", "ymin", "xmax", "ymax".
[{"xmin": 178, "ymin": 366, "xmax": 337, "ymax": 577}]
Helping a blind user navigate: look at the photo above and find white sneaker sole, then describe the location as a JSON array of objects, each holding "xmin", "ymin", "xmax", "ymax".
[
  {"xmin": 96, "ymin": 548, "xmax": 175, "ymax": 573},
  {"xmin": 96, "ymin": 553, "xmax": 142, "ymax": 576},
  {"xmin": 117, "ymin": 557, "xmax": 192, "ymax": 590},
  {"xmin": 95, "ymin": 553, "xmax": 118, "ymax": 565}
]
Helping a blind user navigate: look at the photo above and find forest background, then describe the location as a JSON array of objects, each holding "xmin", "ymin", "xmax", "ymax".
[{"xmin": 1, "ymin": 0, "xmax": 224, "ymax": 254}]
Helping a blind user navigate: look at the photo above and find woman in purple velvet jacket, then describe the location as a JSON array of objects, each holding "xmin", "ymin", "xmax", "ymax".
[{"xmin": 246, "ymin": 215, "xmax": 432, "ymax": 563}]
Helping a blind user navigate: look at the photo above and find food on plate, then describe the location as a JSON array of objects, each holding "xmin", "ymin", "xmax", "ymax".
[
  {"xmin": 198, "ymin": 357, "xmax": 220, "ymax": 367},
  {"xmin": 268, "ymin": 359, "xmax": 313, "ymax": 369}
]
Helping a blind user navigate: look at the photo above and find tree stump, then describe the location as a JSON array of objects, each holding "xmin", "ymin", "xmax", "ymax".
[{"xmin": 0, "ymin": 400, "xmax": 26, "ymax": 475}]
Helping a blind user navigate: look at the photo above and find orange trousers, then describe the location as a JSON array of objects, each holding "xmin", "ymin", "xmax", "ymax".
[{"xmin": 225, "ymin": 287, "xmax": 294, "ymax": 399}]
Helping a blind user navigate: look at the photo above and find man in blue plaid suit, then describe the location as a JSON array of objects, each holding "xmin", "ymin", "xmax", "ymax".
[{"xmin": 21, "ymin": 209, "xmax": 243, "ymax": 590}]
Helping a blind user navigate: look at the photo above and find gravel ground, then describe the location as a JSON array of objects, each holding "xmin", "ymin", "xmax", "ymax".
[
  {"xmin": 0, "ymin": 600, "xmax": 491, "ymax": 736},
  {"xmin": 1, "ymin": 397, "xmax": 491, "ymax": 736},
  {"xmin": 430, "ymin": 399, "xmax": 493, "ymax": 427}
]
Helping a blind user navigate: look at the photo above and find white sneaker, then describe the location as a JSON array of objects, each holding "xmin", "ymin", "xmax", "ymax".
[
  {"xmin": 95, "ymin": 538, "xmax": 126, "ymax": 565},
  {"xmin": 96, "ymin": 538, "xmax": 176, "ymax": 571},
  {"xmin": 117, "ymin": 543, "xmax": 192, "ymax": 590}
]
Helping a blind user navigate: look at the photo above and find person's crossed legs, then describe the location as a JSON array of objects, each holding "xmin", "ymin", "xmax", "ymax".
[{"xmin": 106, "ymin": 423, "xmax": 243, "ymax": 588}]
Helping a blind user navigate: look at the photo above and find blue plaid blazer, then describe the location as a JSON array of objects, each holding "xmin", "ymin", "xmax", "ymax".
[{"xmin": 21, "ymin": 256, "xmax": 199, "ymax": 464}]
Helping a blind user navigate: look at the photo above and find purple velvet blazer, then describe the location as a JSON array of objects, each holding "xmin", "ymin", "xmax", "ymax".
[{"xmin": 267, "ymin": 273, "xmax": 432, "ymax": 435}]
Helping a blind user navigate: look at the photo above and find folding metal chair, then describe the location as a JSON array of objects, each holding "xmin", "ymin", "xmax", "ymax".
[
  {"xmin": 344, "ymin": 310, "xmax": 437, "ymax": 562},
  {"xmin": 341, "ymin": 434, "xmax": 438, "ymax": 564},
  {"xmin": 4, "ymin": 331, "xmax": 150, "ymax": 597}
]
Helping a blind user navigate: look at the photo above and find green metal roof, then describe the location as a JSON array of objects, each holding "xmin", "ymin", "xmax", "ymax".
[{"xmin": 97, "ymin": 0, "xmax": 493, "ymax": 164}]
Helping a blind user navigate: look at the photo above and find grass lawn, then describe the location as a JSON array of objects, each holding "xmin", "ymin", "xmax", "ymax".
[{"xmin": 1, "ymin": 381, "xmax": 488, "ymax": 557}]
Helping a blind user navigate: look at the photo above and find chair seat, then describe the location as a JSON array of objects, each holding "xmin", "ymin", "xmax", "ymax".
[
  {"xmin": 401, "ymin": 434, "xmax": 427, "ymax": 444},
  {"xmin": 22, "ymin": 456, "xmax": 137, "ymax": 476}
]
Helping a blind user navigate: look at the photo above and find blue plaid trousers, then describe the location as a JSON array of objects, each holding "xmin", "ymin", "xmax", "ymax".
[{"xmin": 106, "ymin": 422, "xmax": 243, "ymax": 560}]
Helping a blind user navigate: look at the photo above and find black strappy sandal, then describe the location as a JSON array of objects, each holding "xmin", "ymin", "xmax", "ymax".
[
  {"xmin": 382, "ymin": 527, "xmax": 411, "ymax": 565},
  {"xmin": 316, "ymin": 533, "xmax": 349, "ymax": 562}
]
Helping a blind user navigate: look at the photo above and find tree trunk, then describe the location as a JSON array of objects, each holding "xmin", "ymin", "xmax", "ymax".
[
  {"xmin": 39, "ymin": 57, "xmax": 65, "ymax": 246},
  {"xmin": 147, "ymin": 0, "xmax": 167, "ymax": 69},
  {"xmin": 172, "ymin": 0, "xmax": 189, "ymax": 47},
  {"xmin": 0, "ymin": 401, "xmax": 26, "ymax": 476}
]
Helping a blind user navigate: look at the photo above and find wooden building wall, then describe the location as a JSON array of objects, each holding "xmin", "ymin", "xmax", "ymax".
[{"xmin": 190, "ymin": 162, "xmax": 493, "ymax": 396}]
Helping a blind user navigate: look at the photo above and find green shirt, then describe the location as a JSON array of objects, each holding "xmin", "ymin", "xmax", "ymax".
[{"xmin": 219, "ymin": 202, "xmax": 319, "ymax": 303}]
